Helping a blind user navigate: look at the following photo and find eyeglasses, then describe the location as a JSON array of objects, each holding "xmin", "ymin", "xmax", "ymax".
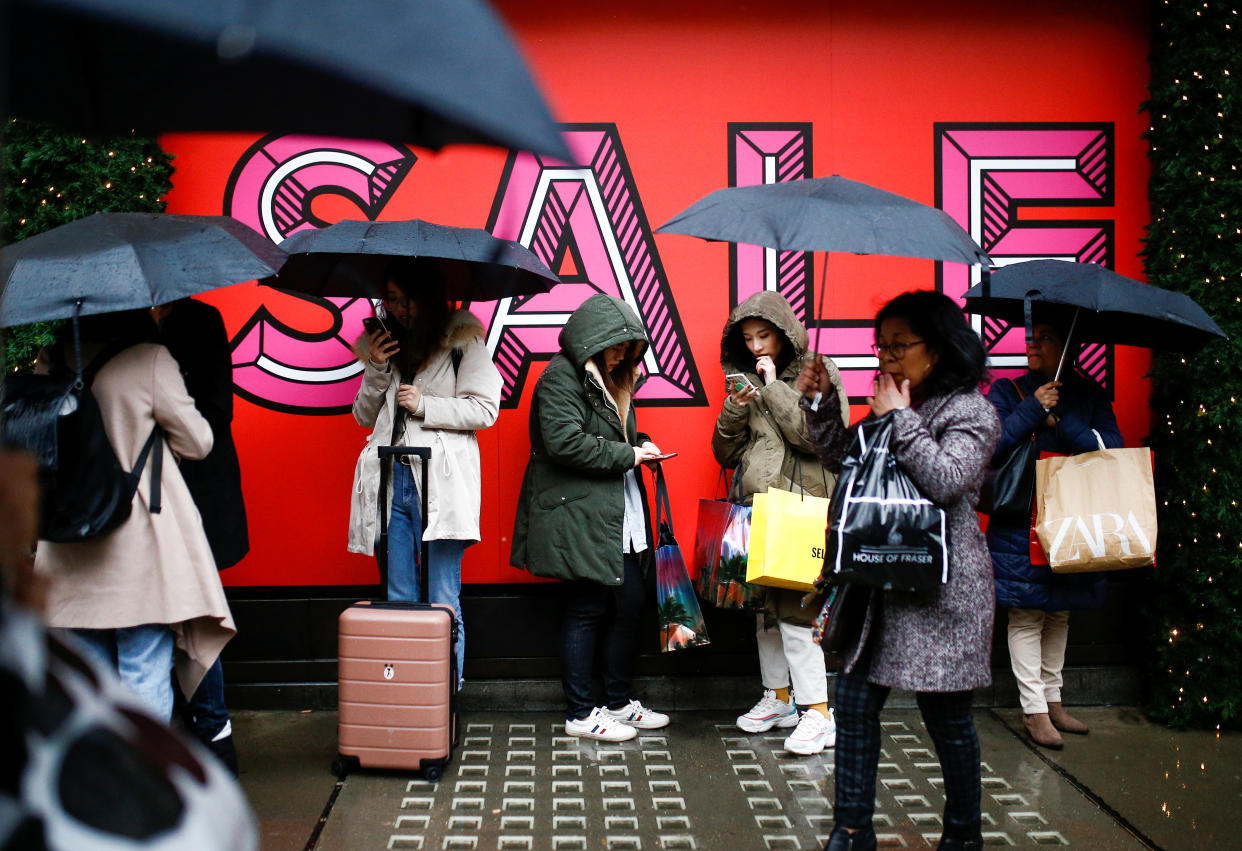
[
  {"xmin": 383, "ymin": 295, "xmax": 411, "ymax": 309},
  {"xmin": 1027, "ymin": 334, "xmax": 1060, "ymax": 347},
  {"xmin": 872, "ymin": 340, "xmax": 926, "ymax": 359}
]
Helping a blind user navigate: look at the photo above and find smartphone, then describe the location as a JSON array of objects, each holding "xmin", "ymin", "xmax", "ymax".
[
  {"xmin": 725, "ymin": 373, "xmax": 757, "ymax": 393},
  {"xmin": 362, "ymin": 316, "xmax": 389, "ymax": 337},
  {"xmin": 650, "ymin": 452, "xmax": 678, "ymax": 461}
]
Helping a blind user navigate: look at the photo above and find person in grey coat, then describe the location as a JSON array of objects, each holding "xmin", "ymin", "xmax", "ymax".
[{"xmin": 799, "ymin": 291, "xmax": 1000, "ymax": 851}]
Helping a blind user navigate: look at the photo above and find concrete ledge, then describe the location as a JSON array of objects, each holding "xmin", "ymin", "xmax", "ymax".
[{"xmin": 227, "ymin": 665, "xmax": 1143, "ymax": 712}]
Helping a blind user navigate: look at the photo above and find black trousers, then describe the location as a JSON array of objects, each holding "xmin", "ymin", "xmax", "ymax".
[
  {"xmin": 833, "ymin": 663, "xmax": 982, "ymax": 841},
  {"xmin": 560, "ymin": 553, "xmax": 644, "ymax": 720}
]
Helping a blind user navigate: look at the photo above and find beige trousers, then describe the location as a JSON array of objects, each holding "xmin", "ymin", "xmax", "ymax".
[{"xmin": 1007, "ymin": 608, "xmax": 1070, "ymax": 714}]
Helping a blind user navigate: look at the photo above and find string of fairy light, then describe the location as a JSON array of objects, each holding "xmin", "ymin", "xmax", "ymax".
[{"xmin": 1145, "ymin": 1, "xmax": 1240, "ymax": 729}]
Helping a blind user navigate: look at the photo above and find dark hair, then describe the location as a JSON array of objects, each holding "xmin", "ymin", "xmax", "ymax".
[
  {"xmin": 1029, "ymin": 308, "xmax": 1079, "ymax": 369},
  {"xmin": 874, "ymin": 290, "xmax": 986, "ymax": 397},
  {"xmin": 722, "ymin": 317, "xmax": 796, "ymax": 377},
  {"xmin": 74, "ymin": 309, "xmax": 158, "ymax": 346},
  {"xmin": 390, "ymin": 258, "xmax": 453, "ymax": 378},
  {"xmin": 590, "ymin": 340, "xmax": 644, "ymax": 401}
]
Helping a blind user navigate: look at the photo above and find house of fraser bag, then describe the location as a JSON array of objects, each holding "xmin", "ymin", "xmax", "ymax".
[
  {"xmin": 1033, "ymin": 439, "xmax": 1157, "ymax": 573},
  {"xmin": 825, "ymin": 412, "xmax": 948, "ymax": 592}
]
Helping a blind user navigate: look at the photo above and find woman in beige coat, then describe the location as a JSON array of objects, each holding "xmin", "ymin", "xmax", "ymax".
[
  {"xmin": 35, "ymin": 310, "xmax": 236, "ymax": 721},
  {"xmin": 347, "ymin": 264, "xmax": 502, "ymax": 687},
  {"xmin": 713, "ymin": 291, "xmax": 850, "ymax": 756}
]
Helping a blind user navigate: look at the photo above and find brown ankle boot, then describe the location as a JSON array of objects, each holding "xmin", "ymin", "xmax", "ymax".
[
  {"xmin": 1023, "ymin": 712, "xmax": 1063, "ymax": 749},
  {"xmin": 1048, "ymin": 702, "xmax": 1089, "ymax": 734}
]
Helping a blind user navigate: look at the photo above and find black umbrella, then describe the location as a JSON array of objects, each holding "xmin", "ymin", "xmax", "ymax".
[
  {"xmin": 962, "ymin": 259, "xmax": 1226, "ymax": 359},
  {"xmin": 656, "ymin": 175, "xmax": 990, "ymax": 266},
  {"xmin": 4, "ymin": 0, "xmax": 572, "ymax": 162},
  {"xmin": 269, "ymin": 219, "xmax": 560, "ymax": 302},
  {"xmin": 0, "ymin": 212, "xmax": 286, "ymax": 327}
]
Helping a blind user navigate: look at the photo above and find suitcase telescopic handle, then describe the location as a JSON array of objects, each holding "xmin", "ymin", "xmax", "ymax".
[
  {"xmin": 376, "ymin": 445, "xmax": 433, "ymax": 603},
  {"xmin": 379, "ymin": 446, "xmax": 432, "ymax": 461}
]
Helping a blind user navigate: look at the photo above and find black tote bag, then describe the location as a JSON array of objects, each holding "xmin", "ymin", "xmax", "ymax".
[{"xmin": 825, "ymin": 411, "xmax": 947, "ymax": 592}]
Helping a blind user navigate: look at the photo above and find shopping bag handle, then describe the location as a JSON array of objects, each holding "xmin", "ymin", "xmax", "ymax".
[
  {"xmin": 789, "ymin": 454, "xmax": 830, "ymax": 502},
  {"xmin": 653, "ymin": 462, "xmax": 676, "ymax": 542}
]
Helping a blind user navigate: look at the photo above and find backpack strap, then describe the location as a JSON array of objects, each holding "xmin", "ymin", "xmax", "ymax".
[{"xmin": 130, "ymin": 425, "xmax": 164, "ymax": 513}]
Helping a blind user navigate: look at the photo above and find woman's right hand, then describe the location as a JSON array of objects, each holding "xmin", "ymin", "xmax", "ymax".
[
  {"xmin": 797, "ymin": 358, "xmax": 831, "ymax": 399},
  {"xmin": 367, "ymin": 329, "xmax": 399, "ymax": 366},
  {"xmin": 1034, "ymin": 380, "xmax": 1061, "ymax": 411}
]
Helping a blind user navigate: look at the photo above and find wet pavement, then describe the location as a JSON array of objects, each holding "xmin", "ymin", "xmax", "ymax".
[{"xmin": 232, "ymin": 706, "xmax": 1240, "ymax": 850}]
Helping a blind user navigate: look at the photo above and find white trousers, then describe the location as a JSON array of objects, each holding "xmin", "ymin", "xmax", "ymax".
[
  {"xmin": 755, "ymin": 615, "xmax": 828, "ymax": 706},
  {"xmin": 1007, "ymin": 608, "xmax": 1070, "ymax": 714}
]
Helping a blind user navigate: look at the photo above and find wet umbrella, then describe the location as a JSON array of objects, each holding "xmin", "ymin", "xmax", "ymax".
[
  {"xmin": 269, "ymin": 219, "xmax": 560, "ymax": 302},
  {"xmin": 656, "ymin": 175, "xmax": 990, "ymax": 266},
  {"xmin": 658, "ymin": 174, "xmax": 989, "ymax": 406},
  {"xmin": 963, "ymin": 259, "xmax": 1226, "ymax": 363},
  {"xmin": 0, "ymin": 212, "xmax": 286, "ymax": 327},
  {"xmin": 4, "ymin": 0, "xmax": 571, "ymax": 161}
]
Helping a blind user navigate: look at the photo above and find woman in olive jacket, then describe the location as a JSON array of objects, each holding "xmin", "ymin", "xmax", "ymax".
[
  {"xmin": 511, "ymin": 294, "xmax": 669, "ymax": 742},
  {"xmin": 713, "ymin": 291, "xmax": 849, "ymax": 756}
]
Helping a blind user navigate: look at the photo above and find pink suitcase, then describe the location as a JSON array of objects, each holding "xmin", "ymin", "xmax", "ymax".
[{"xmin": 334, "ymin": 445, "xmax": 458, "ymax": 781}]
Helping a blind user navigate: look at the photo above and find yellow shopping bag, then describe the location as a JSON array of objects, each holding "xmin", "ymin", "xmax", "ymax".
[{"xmin": 746, "ymin": 487, "xmax": 830, "ymax": 592}]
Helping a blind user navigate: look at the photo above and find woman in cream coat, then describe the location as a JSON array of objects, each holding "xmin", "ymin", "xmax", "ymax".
[
  {"xmin": 348, "ymin": 265, "xmax": 503, "ymax": 687},
  {"xmin": 35, "ymin": 309, "xmax": 236, "ymax": 721}
]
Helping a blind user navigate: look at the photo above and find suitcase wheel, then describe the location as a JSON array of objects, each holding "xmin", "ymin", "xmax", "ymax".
[
  {"xmin": 423, "ymin": 763, "xmax": 443, "ymax": 783},
  {"xmin": 332, "ymin": 753, "xmax": 360, "ymax": 779}
]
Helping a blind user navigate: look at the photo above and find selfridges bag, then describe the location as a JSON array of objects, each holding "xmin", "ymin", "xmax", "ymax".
[
  {"xmin": 1034, "ymin": 444, "xmax": 1157, "ymax": 573},
  {"xmin": 825, "ymin": 412, "xmax": 948, "ymax": 592},
  {"xmin": 746, "ymin": 487, "xmax": 831, "ymax": 592}
]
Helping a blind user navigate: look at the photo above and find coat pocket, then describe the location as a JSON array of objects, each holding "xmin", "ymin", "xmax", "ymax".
[{"xmin": 536, "ymin": 482, "xmax": 591, "ymax": 510}]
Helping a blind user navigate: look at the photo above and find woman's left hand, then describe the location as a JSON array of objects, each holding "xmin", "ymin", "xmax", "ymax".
[
  {"xmin": 397, "ymin": 383, "xmax": 423, "ymax": 414},
  {"xmin": 868, "ymin": 373, "xmax": 910, "ymax": 416}
]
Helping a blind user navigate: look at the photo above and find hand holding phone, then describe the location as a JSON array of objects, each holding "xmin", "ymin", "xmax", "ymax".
[{"xmin": 725, "ymin": 372, "xmax": 756, "ymax": 393}]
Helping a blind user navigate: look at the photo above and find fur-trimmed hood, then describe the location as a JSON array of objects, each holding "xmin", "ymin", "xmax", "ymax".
[{"xmin": 720, "ymin": 291, "xmax": 809, "ymax": 375}]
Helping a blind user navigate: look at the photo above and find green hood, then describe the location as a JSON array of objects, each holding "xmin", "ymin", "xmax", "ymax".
[{"xmin": 558, "ymin": 294, "xmax": 649, "ymax": 369}]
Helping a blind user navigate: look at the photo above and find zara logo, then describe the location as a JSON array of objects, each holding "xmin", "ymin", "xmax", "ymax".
[{"xmin": 383, "ymin": 664, "xmax": 395, "ymax": 681}]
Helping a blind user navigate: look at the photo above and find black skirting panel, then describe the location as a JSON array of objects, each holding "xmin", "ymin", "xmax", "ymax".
[{"xmin": 219, "ymin": 573, "xmax": 1147, "ymax": 706}]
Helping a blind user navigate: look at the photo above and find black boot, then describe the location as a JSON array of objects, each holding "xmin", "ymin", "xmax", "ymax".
[
  {"xmin": 823, "ymin": 824, "xmax": 877, "ymax": 851},
  {"xmin": 936, "ymin": 836, "xmax": 982, "ymax": 850}
]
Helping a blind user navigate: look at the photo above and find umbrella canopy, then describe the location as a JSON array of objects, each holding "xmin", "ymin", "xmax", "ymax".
[
  {"xmin": 5, "ymin": 0, "xmax": 571, "ymax": 162},
  {"xmin": 963, "ymin": 259, "xmax": 1226, "ymax": 353},
  {"xmin": 656, "ymin": 175, "xmax": 990, "ymax": 266},
  {"xmin": 0, "ymin": 213, "xmax": 286, "ymax": 327},
  {"xmin": 270, "ymin": 219, "xmax": 560, "ymax": 303}
]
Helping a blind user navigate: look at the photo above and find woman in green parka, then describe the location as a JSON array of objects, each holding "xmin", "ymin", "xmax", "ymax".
[
  {"xmin": 511, "ymin": 294, "xmax": 670, "ymax": 742},
  {"xmin": 714, "ymin": 291, "xmax": 850, "ymax": 756}
]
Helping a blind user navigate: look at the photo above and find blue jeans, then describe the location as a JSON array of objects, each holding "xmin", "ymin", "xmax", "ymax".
[
  {"xmin": 186, "ymin": 656, "xmax": 231, "ymax": 743},
  {"xmin": 72, "ymin": 624, "xmax": 175, "ymax": 720},
  {"xmin": 561, "ymin": 553, "xmax": 644, "ymax": 720},
  {"xmin": 388, "ymin": 461, "xmax": 467, "ymax": 687}
]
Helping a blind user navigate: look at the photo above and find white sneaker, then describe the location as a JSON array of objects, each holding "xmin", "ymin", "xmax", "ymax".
[
  {"xmin": 565, "ymin": 707, "xmax": 637, "ymax": 742},
  {"xmin": 600, "ymin": 699, "xmax": 670, "ymax": 730},
  {"xmin": 783, "ymin": 708, "xmax": 836, "ymax": 754},
  {"xmin": 737, "ymin": 689, "xmax": 799, "ymax": 733}
]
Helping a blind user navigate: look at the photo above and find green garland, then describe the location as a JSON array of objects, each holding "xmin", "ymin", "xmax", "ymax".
[
  {"xmin": 1141, "ymin": 1, "xmax": 1242, "ymax": 728},
  {"xmin": 2, "ymin": 118, "xmax": 175, "ymax": 371}
]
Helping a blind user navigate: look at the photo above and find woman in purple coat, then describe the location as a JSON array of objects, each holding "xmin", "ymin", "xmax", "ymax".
[{"xmin": 799, "ymin": 291, "xmax": 1000, "ymax": 851}]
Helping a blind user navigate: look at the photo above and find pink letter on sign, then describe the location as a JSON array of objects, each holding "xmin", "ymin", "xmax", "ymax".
[
  {"xmin": 936, "ymin": 123, "xmax": 1115, "ymax": 387},
  {"xmin": 478, "ymin": 125, "xmax": 703, "ymax": 408},
  {"xmin": 729, "ymin": 123, "xmax": 814, "ymax": 317},
  {"xmin": 222, "ymin": 134, "xmax": 417, "ymax": 414}
]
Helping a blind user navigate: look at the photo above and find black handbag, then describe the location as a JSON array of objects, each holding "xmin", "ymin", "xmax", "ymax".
[
  {"xmin": 978, "ymin": 380, "xmax": 1039, "ymax": 523},
  {"xmin": 818, "ymin": 583, "xmax": 871, "ymax": 654}
]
